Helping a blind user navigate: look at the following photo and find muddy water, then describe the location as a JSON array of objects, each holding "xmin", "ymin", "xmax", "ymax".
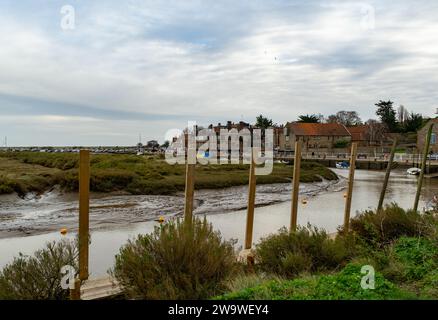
[{"xmin": 0, "ymin": 169, "xmax": 437, "ymax": 277}]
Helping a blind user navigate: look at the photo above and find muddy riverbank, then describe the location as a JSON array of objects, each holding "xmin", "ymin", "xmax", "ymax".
[{"xmin": 0, "ymin": 176, "xmax": 344, "ymax": 239}]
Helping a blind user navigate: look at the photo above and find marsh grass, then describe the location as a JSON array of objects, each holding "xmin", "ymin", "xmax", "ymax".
[{"xmin": 0, "ymin": 152, "xmax": 337, "ymax": 196}]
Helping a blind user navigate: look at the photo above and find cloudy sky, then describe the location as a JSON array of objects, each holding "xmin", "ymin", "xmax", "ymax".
[{"xmin": 1, "ymin": 0, "xmax": 438, "ymax": 146}]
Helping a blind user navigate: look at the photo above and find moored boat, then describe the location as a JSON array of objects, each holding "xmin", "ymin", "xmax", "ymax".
[{"xmin": 407, "ymin": 167, "xmax": 421, "ymax": 175}]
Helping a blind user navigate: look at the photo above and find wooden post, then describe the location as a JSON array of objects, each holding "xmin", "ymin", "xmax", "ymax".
[
  {"xmin": 79, "ymin": 150, "xmax": 90, "ymax": 281},
  {"xmin": 69, "ymin": 278, "xmax": 81, "ymax": 300},
  {"xmin": 290, "ymin": 141, "xmax": 302, "ymax": 232},
  {"xmin": 414, "ymin": 124, "xmax": 434, "ymax": 211},
  {"xmin": 343, "ymin": 143, "xmax": 358, "ymax": 232},
  {"xmin": 184, "ymin": 163, "xmax": 196, "ymax": 223},
  {"xmin": 377, "ymin": 138, "xmax": 397, "ymax": 211},
  {"xmin": 244, "ymin": 149, "xmax": 256, "ymax": 250}
]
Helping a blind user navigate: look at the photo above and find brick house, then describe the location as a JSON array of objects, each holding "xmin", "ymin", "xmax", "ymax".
[
  {"xmin": 417, "ymin": 118, "xmax": 438, "ymax": 153},
  {"xmin": 346, "ymin": 125, "xmax": 388, "ymax": 147},
  {"xmin": 279, "ymin": 122, "xmax": 352, "ymax": 151}
]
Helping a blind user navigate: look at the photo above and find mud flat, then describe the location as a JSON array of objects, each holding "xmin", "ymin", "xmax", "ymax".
[{"xmin": 0, "ymin": 177, "xmax": 343, "ymax": 239}]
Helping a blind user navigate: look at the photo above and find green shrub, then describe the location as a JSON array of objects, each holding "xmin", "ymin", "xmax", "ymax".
[
  {"xmin": 111, "ymin": 217, "xmax": 238, "ymax": 300},
  {"xmin": 255, "ymin": 226, "xmax": 356, "ymax": 277},
  {"xmin": 392, "ymin": 237, "xmax": 438, "ymax": 280},
  {"xmin": 0, "ymin": 239, "xmax": 78, "ymax": 300},
  {"xmin": 333, "ymin": 140, "xmax": 349, "ymax": 148},
  {"xmin": 216, "ymin": 264, "xmax": 415, "ymax": 300},
  {"xmin": 345, "ymin": 204, "xmax": 434, "ymax": 247},
  {"xmin": 419, "ymin": 270, "xmax": 438, "ymax": 298}
]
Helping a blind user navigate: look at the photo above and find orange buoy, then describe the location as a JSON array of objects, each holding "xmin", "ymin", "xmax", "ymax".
[
  {"xmin": 343, "ymin": 193, "xmax": 347, "ymax": 198},
  {"xmin": 60, "ymin": 228, "xmax": 68, "ymax": 235},
  {"xmin": 301, "ymin": 198, "xmax": 308, "ymax": 205},
  {"xmin": 155, "ymin": 216, "xmax": 165, "ymax": 224}
]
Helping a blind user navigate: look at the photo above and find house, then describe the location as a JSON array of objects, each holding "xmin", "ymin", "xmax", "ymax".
[
  {"xmin": 417, "ymin": 118, "xmax": 438, "ymax": 153},
  {"xmin": 279, "ymin": 122, "xmax": 352, "ymax": 151},
  {"xmin": 347, "ymin": 125, "xmax": 368, "ymax": 146},
  {"xmin": 347, "ymin": 124, "xmax": 390, "ymax": 147}
]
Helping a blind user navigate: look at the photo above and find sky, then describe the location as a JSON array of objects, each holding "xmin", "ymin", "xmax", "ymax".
[{"xmin": 1, "ymin": 0, "xmax": 438, "ymax": 146}]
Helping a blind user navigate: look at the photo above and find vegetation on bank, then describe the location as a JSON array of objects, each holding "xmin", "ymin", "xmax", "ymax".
[
  {"xmin": 0, "ymin": 152, "xmax": 337, "ymax": 196},
  {"xmin": 1, "ymin": 204, "xmax": 438, "ymax": 300},
  {"xmin": 0, "ymin": 239, "xmax": 78, "ymax": 300},
  {"xmin": 217, "ymin": 204, "xmax": 438, "ymax": 300},
  {"xmin": 111, "ymin": 217, "xmax": 238, "ymax": 300}
]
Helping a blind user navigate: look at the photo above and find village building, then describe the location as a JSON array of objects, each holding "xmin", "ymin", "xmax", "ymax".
[
  {"xmin": 276, "ymin": 122, "xmax": 352, "ymax": 152},
  {"xmin": 417, "ymin": 118, "xmax": 438, "ymax": 153}
]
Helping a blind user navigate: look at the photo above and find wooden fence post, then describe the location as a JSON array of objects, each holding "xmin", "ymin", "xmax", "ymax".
[
  {"xmin": 69, "ymin": 278, "xmax": 81, "ymax": 300},
  {"xmin": 184, "ymin": 163, "xmax": 196, "ymax": 223},
  {"xmin": 343, "ymin": 143, "xmax": 358, "ymax": 232},
  {"xmin": 244, "ymin": 149, "xmax": 257, "ymax": 250},
  {"xmin": 377, "ymin": 138, "xmax": 397, "ymax": 211},
  {"xmin": 414, "ymin": 123, "xmax": 434, "ymax": 211},
  {"xmin": 79, "ymin": 150, "xmax": 90, "ymax": 282},
  {"xmin": 290, "ymin": 141, "xmax": 302, "ymax": 232}
]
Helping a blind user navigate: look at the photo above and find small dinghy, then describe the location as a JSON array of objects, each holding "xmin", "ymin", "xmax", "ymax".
[{"xmin": 407, "ymin": 167, "xmax": 421, "ymax": 175}]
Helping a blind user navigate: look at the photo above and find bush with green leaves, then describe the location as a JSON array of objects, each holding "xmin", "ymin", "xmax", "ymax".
[
  {"xmin": 333, "ymin": 140, "xmax": 349, "ymax": 148},
  {"xmin": 344, "ymin": 204, "xmax": 435, "ymax": 247},
  {"xmin": 255, "ymin": 225, "xmax": 356, "ymax": 277},
  {"xmin": 111, "ymin": 217, "xmax": 238, "ymax": 300},
  {"xmin": 0, "ymin": 239, "xmax": 78, "ymax": 300},
  {"xmin": 216, "ymin": 264, "xmax": 415, "ymax": 300}
]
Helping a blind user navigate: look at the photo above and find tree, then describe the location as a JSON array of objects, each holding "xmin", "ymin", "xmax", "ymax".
[
  {"xmin": 161, "ymin": 140, "xmax": 170, "ymax": 149},
  {"xmin": 397, "ymin": 105, "xmax": 409, "ymax": 124},
  {"xmin": 365, "ymin": 119, "xmax": 388, "ymax": 143},
  {"xmin": 375, "ymin": 100, "xmax": 398, "ymax": 132},
  {"xmin": 297, "ymin": 114, "xmax": 321, "ymax": 123},
  {"xmin": 255, "ymin": 114, "xmax": 274, "ymax": 129},
  {"xmin": 403, "ymin": 112, "xmax": 423, "ymax": 133},
  {"xmin": 326, "ymin": 111, "xmax": 362, "ymax": 126}
]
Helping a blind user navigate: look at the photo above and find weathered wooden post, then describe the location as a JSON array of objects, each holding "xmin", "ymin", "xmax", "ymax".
[
  {"xmin": 377, "ymin": 138, "xmax": 397, "ymax": 211},
  {"xmin": 184, "ymin": 163, "xmax": 196, "ymax": 223},
  {"xmin": 343, "ymin": 142, "xmax": 358, "ymax": 232},
  {"xmin": 70, "ymin": 279, "xmax": 81, "ymax": 300},
  {"xmin": 290, "ymin": 141, "xmax": 302, "ymax": 232},
  {"xmin": 70, "ymin": 150, "xmax": 91, "ymax": 300},
  {"xmin": 79, "ymin": 150, "xmax": 90, "ymax": 281},
  {"xmin": 414, "ymin": 124, "xmax": 434, "ymax": 211},
  {"xmin": 244, "ymin": 148, "xmax": 256, "ymax": 250}
]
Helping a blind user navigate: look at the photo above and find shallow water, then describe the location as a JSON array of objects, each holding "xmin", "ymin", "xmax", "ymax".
[{"xmin": 0, "ymin": 169, "xmax": 437, "ymax": 277}]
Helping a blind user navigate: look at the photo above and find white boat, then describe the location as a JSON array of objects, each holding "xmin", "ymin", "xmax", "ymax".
[{"xmin": 407, "ymin": 168, "xmax": 421, "ymax": 175}]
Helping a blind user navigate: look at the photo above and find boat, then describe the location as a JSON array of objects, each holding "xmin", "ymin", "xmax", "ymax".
[
  {"xmin": 336, "ymin": 161, "xmax": 350, "ymax": 169},
  {"xmin": 407, "ymin": 168, "xmax": 421, "ymax": 175}
]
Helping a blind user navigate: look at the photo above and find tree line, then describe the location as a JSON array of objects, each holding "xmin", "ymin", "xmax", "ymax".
[{"xmin": 256, "ymin": 100, "xmax": 428, "ymax": 134}]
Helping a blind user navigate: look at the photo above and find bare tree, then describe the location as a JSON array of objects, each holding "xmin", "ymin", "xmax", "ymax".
[
  {"xmin": 397, "ymin": 105, "xmax": 409, "ymax": 124},
  {"xmin": 365, "ymin": 119, "xmax": 388, "ymax": 144},
  {"xmin": 326, "ymin": 111, "xmax": 362, "ymax": 126}
]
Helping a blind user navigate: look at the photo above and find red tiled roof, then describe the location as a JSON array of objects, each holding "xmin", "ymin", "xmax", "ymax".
[
  {"xmin": 347, "ymin": 125, "xmax": 368, "ymax": 141},
  {"xmin": 289, "ymin": 123, "xmax": 351, "ymax": 136}
]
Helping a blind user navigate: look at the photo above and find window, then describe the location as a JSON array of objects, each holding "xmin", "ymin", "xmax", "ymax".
[{"xmin": 431, "ymin": 133, "xmax": 437, "ymax": 145}]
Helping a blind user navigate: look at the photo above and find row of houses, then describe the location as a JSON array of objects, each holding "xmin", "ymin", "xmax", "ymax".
[{"xmin": 174, "ymin": 120, "xmax": 391, "ymax": 154}]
